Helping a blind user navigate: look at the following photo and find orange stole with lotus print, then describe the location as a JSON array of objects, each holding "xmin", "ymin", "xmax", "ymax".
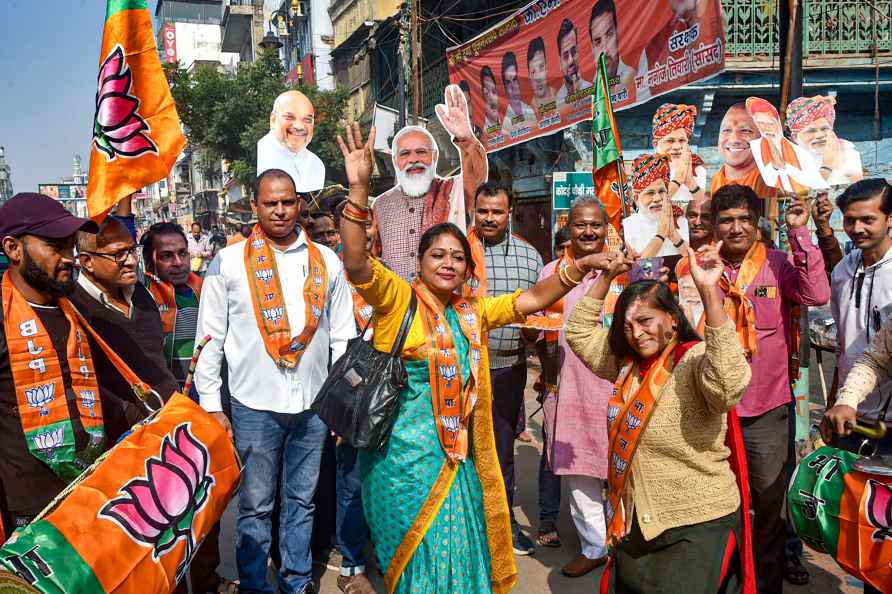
[
  {"xmin": 605, "ymin": 340, "xmax": 678, "ymax": 544},
  {"xmin": 414, "ymin": 282, "xmax": 483, "ymax": 462},
  {"xmin": 2, "ymin": 272, "xmax": 105, "ymax": 482},
  {"xmin": 244, "ymin": 225, "xmax": 328, "ymax": 369}
]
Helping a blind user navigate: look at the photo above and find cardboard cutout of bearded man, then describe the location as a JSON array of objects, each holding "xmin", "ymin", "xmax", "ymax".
[{"xmin": 373, "ymin": 84, "xmax": 488, "ymax": 281}]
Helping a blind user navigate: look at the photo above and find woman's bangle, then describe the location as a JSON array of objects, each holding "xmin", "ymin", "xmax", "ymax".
[
  {"xmin": 672, "ymin": 237, "xmax": 684, "ymax": 248},
  {"xmin": 341, "ymin": 210, "xmax": 370, "ymax": 226},
  {"xmin": 346, "ymin": 197, "xmax": 370, "ymax": 213}
]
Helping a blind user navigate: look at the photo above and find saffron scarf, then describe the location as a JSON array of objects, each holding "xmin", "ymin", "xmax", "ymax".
[
  {"xmin": 2, "ymin": 272, "xmax": 105, "ymax": 482},
  {"xmin": 605, "ymin": 339, "xmax": 678, "ymax": 545},
  {"xmin": 350, "ymin": 284, "xmax": 373, "ymax": 330},
  {"xmin": 413, "ymin": 281, "xmax": 483, "ymax": 462},
  {"xmin": 717, "ymin": 241, "xmax": 766, "ymax": 358},
  {"xmin": 244, "ymin": 224, "xmax": 328, "ymax": 369},
  {"xmin": 145, "ymin": 271, "xmax": 203, "ymax": 334}
]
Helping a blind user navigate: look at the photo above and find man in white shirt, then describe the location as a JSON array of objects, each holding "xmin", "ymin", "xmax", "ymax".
[
  {"xmin": 257, "ymin": 90, "xmax": 326, "ymax": 193},
  {"xmin": 196, "ymin": 168, "xmax": 355, "ymax": 594}
]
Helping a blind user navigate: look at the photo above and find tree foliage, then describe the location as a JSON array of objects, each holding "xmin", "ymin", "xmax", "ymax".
[{"xmin": 166, "ymin": 50, "xmax": 351, "ymax": 194}]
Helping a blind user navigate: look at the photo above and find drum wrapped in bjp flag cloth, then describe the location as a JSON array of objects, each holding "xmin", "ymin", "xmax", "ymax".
[
  {"xmin": 788, "ymin": 445, "xmax": 892, "ymax": 592},
  {"xmin": 0, "ymin": 393, "xmax": 240, "ymax": 594}
]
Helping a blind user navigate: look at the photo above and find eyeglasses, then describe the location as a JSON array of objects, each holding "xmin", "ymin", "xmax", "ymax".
[{"xmin": 84, "ymin": 246, "xmax": 137, "ymax": 265}]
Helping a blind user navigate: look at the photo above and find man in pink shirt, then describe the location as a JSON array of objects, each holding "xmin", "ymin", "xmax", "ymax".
[{"xmin": 711, "ymin": 184, "xmax": 830, "ymax": 594}]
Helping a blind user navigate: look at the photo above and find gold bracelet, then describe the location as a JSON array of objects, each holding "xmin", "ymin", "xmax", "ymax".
[
  {"xmin": 564, "ymin": 262, "xmax": 584, "ymax": 284},
  {"xmin": 559, "ymin": 264, "xmax": 580, "ymax": 288}
]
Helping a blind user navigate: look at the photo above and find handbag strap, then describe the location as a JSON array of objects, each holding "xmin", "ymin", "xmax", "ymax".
[{"xmin": 389, "ymin": 292, "xmax": 418, "ymax": 357}]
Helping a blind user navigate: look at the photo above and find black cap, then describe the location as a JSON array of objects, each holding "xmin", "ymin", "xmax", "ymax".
[{"xmin": 0, "ymin": 193, "xmax": 99, "ymax": 240}]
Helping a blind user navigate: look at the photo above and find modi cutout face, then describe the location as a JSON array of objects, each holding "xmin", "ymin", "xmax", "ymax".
[
  {"xmin": 796, "ymin": 117, "xmax": 834, "ymax": 153},
  {"xmin": 270, "ymin": 91, "xmax": 315, "ymax": 153}
]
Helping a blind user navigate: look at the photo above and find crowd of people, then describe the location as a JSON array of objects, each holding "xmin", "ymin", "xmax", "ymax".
[{"xmin": 0, "ymin": 84, "xmax": 890, "ymax": 594}]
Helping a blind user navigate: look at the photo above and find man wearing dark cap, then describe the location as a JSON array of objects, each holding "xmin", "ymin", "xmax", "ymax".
[{"xmin": 0, "ymin": 193, "xmax": 142, "ymax": 538}]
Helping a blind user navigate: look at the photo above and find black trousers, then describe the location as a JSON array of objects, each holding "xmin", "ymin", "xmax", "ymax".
[
  {"xmin": 490, "ymin": 363, "xmax": 527, "ymax": 528},
  {"xmin": 740, "ymin": 404, "xmax": 790, "ymax": 594}
]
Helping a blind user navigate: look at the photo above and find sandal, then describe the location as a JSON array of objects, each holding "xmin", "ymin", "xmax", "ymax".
[
  {"xmin": 784, "ymin": 555, "xmax": 810, "ymax": 586},
  {"xmin": 536, "ymin": 520, "xmax": 561, "ymax": 548},
  {"xmin": 210, "ymin": 576, "xmax": 238, "ymax": 594}
]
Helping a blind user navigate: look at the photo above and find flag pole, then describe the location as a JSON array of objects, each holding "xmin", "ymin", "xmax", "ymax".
[{"xmin": 598, "ymin": 53, "xmax": 629, "ymax": 219}]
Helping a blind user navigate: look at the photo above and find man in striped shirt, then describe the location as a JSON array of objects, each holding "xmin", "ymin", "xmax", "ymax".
[{"xmin": 142, "ymin": 222, "xmax": 202, "ymax": 387}]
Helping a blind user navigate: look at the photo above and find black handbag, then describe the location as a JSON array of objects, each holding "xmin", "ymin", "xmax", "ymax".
[{"xmin": 311, "ymin": 292, "xmax": 417, "ymax": 449}]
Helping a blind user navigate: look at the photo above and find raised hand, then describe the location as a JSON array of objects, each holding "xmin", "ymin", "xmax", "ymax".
[
  {"xmin": 336, "ymin": 122, "xmax": 376, "ymax": 188},
  {"xmin": 784, "ymin": 197, "xmax": 810, "ymax": 230},
  {"xmin": 687, "ymin": 242, "xmax": 724, "ymax": 291},
  {"xmin": 811, "ymin": 193, "xmax": 834, "ymax": 235},
  {"xmin": 435, "ymin": 84, "xmax": 474, "ymax": 141}
]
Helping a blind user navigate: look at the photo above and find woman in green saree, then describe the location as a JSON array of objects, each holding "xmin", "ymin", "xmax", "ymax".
[{"xmin": 336, "ymin": 123, "xmax": 611, "ymax": 594}]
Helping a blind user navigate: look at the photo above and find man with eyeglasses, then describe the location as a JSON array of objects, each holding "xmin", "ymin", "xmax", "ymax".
[{"xmin": 69, "ymin": 218, "xmax": 179, "ymax": 415}]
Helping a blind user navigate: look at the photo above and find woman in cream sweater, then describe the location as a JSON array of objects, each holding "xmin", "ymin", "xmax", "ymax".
[{"xmin": 566, "ymin": 243, "xmax": 752, "ymax": 594}]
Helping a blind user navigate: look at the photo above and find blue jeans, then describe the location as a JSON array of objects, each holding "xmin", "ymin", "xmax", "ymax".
[
  {"xmin": 231, "ymin": 399, "xmax": 326, "ymax": 594},
  {"xmin": 336, "ymin": 443, "xmax": 369, "ymax": 574}
]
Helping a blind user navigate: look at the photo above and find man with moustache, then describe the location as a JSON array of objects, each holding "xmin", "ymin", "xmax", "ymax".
[
  {"xmin": 480, "ymin": 67, "xmax": 502, "ymax": 134},
  {"xmin": 500, "ymin": 52, "xmax": 535, "ymax": 134},
  {"xmin": 466, "ymin": 181, "xmax": 543, "ymax": 556},
  {"xmin": 555, "ymin": 19, "xmax": 593, "ymax": 105},
  {"xmin": 686, "ymin": 195, "xmax": 713, "ymax": 250},
  {"xmin": 710, "ymin": 102, "xmax": 777, "ymax": 200},
  {"xmin": 711, "ymin": 184, "xmax": 829, "ymax": 594},
  {"xmin": 373, "ymin": 84, "xmax": 488, "ymax": 281},
  {"xmin": 786, "ymin": 95, "xmax": 863, "ymax": 186},
  {"xmin": 71, "ymin": 218, "xmax": 180, "ymax": 415},
  {"xmin": 526, "ymin": 37, "xmax": 557, "ymax": 118},
  {"xmin": 0, "ymin": 193, "xmax": 143, "ymax": 538},
  {"xmin": 195, "ymin": 169, "xmax": 355, "ymax": 594},
  {"xmin": 537, "ymin": 196, "xmax": 613, "ymax": 577},
  {"xmin": 257, "ymin": 90, "xmax": 326, "ymax": 193},
  {"xmin": 588, "ymin": 0, "xmax": 647, "ymax": 103}
]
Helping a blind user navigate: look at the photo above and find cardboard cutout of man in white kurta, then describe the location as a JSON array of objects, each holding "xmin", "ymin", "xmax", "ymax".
[{"xmin": 257, "ymin": 90, "xmax": 326, "ymax": 193}]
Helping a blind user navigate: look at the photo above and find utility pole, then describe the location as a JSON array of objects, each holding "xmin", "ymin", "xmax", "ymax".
[
  {"xmin": 778, "ymin": 0, "xmax": 803, "ymax": 117},
  {"xmin": 397, "ymin": 2, "xmax": 410, "ymax": 129},
  {"xmin": 410, "ymin": 0, "xmax": 422, "ymax": 123}
]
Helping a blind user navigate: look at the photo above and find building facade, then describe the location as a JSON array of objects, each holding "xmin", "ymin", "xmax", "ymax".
[{"xmin": 0, "ymin": 146, "xmax": 13, "ymax": 205}]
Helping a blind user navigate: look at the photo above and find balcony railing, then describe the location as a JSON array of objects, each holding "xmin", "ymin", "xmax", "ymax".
[{"xmin": 722, "ymin": 0, "xmax": 891, "ymax": 65}]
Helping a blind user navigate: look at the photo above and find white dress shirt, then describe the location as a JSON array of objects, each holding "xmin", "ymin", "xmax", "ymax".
[
  {"xmin": 257, "ymin": 131, "xmax": 326, "ymax": 193},
  {"xmin": 194, "ymin": 231, "xmax": 356, "ymax": 414}
]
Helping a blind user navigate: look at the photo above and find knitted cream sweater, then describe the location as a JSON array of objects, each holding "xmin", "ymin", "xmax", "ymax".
[{"xmin": 566, "ymin": 296, "xmax": 752, "ymax": 541}]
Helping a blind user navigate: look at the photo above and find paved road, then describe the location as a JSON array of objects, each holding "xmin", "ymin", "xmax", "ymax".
[{"xmin": 215, "ymin": 360, "xmax": 865, "ymax": 593}]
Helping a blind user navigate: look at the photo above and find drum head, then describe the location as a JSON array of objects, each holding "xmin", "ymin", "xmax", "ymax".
[
  {"xmin": 853, "ymin": 455, "xmax": 892, "ymax": 476},
  {"xmin": 0, "ymin": 572, "xmax": 40, "ymax": 594}
]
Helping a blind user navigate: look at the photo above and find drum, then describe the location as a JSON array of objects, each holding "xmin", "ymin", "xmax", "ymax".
[
  {"xmin": 788, "ymin": 446, "xmax": 892, "ymax": 591},
  {"xmin": 0, "ymin": 393, "xmax": 241, "ymax": 594}
]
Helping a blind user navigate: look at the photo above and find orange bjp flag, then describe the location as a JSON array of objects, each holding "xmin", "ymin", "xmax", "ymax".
[{"xmin": 87, "ymin": 0, "xmax": 186, "ymax": 219}]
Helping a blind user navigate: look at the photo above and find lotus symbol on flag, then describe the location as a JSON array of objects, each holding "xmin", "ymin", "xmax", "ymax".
[
  {"xmin": 865, "ymin": 479, "xmax": 892, "ymax": 542},
  {"xmin": 92, "ymin": 45, "xmax": 158, "ymax": 160},
  {"xmin": 25, "ymin": 382, "xmax": 56, "ymax": 415},
  {"xmin": 99, "ymin": 424, "xmax": 214, "ymax": 579},
  {"xmin": 33, "ymin": 427, "xmax": 64, "ymax": 458},
  {"xmin": 440, "ymin": 415, "xmax": 461, "ymax": 434}
]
